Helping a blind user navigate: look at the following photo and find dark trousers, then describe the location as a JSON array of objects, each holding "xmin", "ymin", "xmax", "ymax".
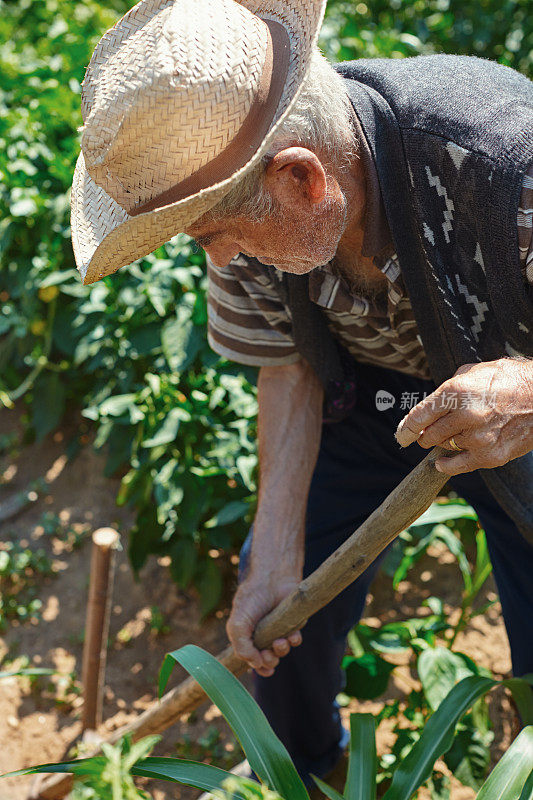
[{"xmin": 237, "ymin": 362, "xmax": 533, "ymax": 787}]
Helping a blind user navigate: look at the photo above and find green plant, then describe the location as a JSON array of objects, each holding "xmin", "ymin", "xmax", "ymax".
[
  {"xmin": 0, "ymin": 538, "xmax": 54, "ymax": 630},
  {"xmin": 148, "ymin": 605, "xmax": 170, "ymax": 637},
  {"xmin": 0, "ymin": 0, "xmax": 258, "ymax": 615},
  {"xmin": 1, "ymin": 0, "xmax": 531, "ymax": 614},
  {"xmin": 0, "ymin": 654, "xmax": 82, "ymax": 708},
  {"xmin": 313, "ymin": 712, "xmax": 533, "ymax": 800},
  {"xmin": 69, "ymin": 736, "xmax": 159, "ymax": 800},
  {"xmin": 319, "ymin": 0, "xmax": 532, "ymax": 75},
  {"xmin": 340, "ymin": 501, "xmax": 501, "ymax": 794},
  {"xmin": 37, "ymin": 511, "xmax": 90, "ymax": 550},
  {"xmin": 0, "ymin": 666, "xmax": 55, "ymax": 679},
  {"xmin": 5, "ymin": 646, "xmax": 533, "ymax": 800}
]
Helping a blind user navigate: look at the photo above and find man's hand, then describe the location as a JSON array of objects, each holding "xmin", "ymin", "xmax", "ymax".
[
  {"xmin": 395, "ymin": 358, "xmax": 533, "ymax": 475},
  {"xmin": 226, "ymin": 573, "xmax": 303, "ymax": 677}
]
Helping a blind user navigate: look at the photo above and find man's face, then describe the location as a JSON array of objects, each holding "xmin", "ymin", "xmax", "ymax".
[
  {"xmin": 188, "ymin": 196, "xmax": 346, "ymax": 274},
  {"xmin": 185, "ymin": 146, "xmax": 359, "ymax": 274}
]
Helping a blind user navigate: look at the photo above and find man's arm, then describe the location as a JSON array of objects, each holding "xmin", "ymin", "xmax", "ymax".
[{"xmin": 226, "ymin": 359, "xmax": 324, "ymax": 677}]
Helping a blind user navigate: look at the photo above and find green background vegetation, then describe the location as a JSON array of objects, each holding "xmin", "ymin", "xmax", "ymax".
[{"xmin": 1, "ymin": 0, "xmax": 532, "ymax": 613}]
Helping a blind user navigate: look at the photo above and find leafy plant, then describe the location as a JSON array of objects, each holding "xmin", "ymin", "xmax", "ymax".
[
  {"xmin": 38, "ymin": 511, "xmax": 90, "ymax": 550},
  {"xmin": 1, "ymin": 0, "xmax": 531, "ymax": 613},
  {"xmin": 320, "ymin": 0, "xmax": 532, "ymax": 75},
  {"xmin": 4, "ymin": 646, "xmax": 533, "ymax": 800},
  {"xmin": 340, "ymin": 501, "xmax": 504, "ymax": 794},
  {"xmin": 0, "ymin": 0, "xmax": 258, "ymax": 614},
  {"xmin": 68, "ymin": 736, "xmax": 159, "ymax": 800},
  {"xmin": 0, "ymin": 538, "xmax": 54, "ymax": 630}
]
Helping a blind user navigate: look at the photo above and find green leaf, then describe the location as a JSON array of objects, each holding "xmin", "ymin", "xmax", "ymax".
[
  {"xmin": 408, "ymin": 502, "xmax": 478, "ymax": 528},
  {"xmin": 518, "ymin": 769, "xmax": 533, "ymax": 800},
  {"xmin": 32, "ymin": 372, "xmax": 65, "ymax": 441},
  {"xmin": 310, "ymin": 775, "xmax": 345, "ymax": 800},
  {"xmin": 158, "ymin": 645, "xmax": 310, "ymax": 800},
  {"xmin": 169, "ymin": 539, "xmax": 197, "ymax": 587},
  {"xmin": 131, "ymin": 757, "xmax": 261, "ymax": 799},
  {"xmin": 432, "ymin": 525, "xmax": 472, "ymax": 593},
  {"xmin": 1, "ymin": 756, "xmax": 107, "ymax": 780},
  {"xmin": 503, "ymin": 679, "xmax": 533, "ymax": 727},
  {"xmin": 355, "ymin": 622, "xmax": 411, "ymax": 655},
  {"xmin": 195, "ymin": 557, "xmax": 223, "ymax": 619},
  {"xmin": 471, "ymin": 530, "xmax": 492, "ymax": 596},
  {"xmin": 0, "ymin": 668, "xmax": 55, "ymax": 679},
  {"xmin": 342, "ymin": 653, "xmax": 395, "ymax": 700},
  {"xmin": 205, "ymin": 501, "xmax": 249, "ymax": 528},
  {"xmin": 477, "ymin": 727, "xmax": 533, "ymax": 800},
  {"xmin": 236, "ymin": 455, "xmax": 256, "ymax": 490},
  {"xmin": 418, "ymin": 648, "xmax": 477, "ymax": 711},
  {"xmin": 129, "ymin": 323, "xmax": 163, "ymax": 355},
  {"xmin": 1, "ymin": 754, "xmax": 254, "ymax": 800},
  {"xmin": 161, "ymin": 310, "xmax": 203, "ymax": 373},
  {"xmin": 141, "ymin": 408, "xmax": 189, "ymax": 448},
  {"xmin": 344, "ymin": 713, "xmax": 377, "ymax": 800},
  {"xmin": 38, "ymin": 270, "xmax": 79, "ymax": 288},
  {"xmin": 443, "ymin": 722, "xmax": 491, "ymax": 792},
  {"xmin": 98, "ymin": 394, "xmax": 138, "ymax": 417},
  {"xmin": 382, "ymin": 675, "xmax": 495, "ymax": 800}
]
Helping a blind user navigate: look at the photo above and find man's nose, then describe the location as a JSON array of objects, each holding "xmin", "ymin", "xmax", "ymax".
[{"xmin": 206, "ymin": 241, "xmax": 241, "ymax": 268}]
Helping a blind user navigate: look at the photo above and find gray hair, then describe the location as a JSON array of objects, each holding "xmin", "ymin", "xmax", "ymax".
[{"xmin": 205, "ymin": 49, "xmax": 357, "ymax": 223}]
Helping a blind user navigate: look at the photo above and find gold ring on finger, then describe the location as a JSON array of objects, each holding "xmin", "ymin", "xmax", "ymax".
[{"xmin": 448, "ymin": 436, "xmax": 462, "ymax": 452}]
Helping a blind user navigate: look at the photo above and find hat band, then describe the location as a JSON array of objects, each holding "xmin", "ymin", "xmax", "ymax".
[{"xmin": 128, "ymin": 18, "xmax": 291, "ymax": 218}]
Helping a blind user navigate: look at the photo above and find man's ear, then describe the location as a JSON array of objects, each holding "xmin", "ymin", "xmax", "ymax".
[{"xmin": 264, "ymin": 147, "xmax": 328, "ymax": 207}]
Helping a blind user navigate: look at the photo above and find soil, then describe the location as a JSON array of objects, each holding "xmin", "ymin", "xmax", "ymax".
[{"xmin": 0, "ymin": 408, "xmax": 514, "ymax": 800}]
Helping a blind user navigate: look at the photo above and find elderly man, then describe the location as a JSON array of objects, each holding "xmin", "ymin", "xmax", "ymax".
[{"xmin": 74, "ymin": 0, "xmax": 533, "ymax": 788}]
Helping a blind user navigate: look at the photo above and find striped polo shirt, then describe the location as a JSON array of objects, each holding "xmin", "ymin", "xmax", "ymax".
[{"xmin": 206, "ymin": 125, "xmax": 533, "ymax": 379}]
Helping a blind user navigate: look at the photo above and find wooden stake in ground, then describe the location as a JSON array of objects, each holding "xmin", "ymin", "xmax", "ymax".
[
  {"xmin": 30, "ymin": 446, "xmax": 448, "ymax": 800},
  {"xmin": 81, "ymin": 527, "xmax": 120, "ymax": 731}
]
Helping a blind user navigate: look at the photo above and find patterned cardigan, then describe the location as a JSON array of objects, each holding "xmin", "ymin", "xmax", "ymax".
[{"xmin": 283, "ymin": 56, "xmax": 533, "ymax": 542}]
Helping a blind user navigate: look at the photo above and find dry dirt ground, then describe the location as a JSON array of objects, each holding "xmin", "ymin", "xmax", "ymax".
[{"xmin": 0, "ymin": 408, "xmax": 514, "ymax": 800}]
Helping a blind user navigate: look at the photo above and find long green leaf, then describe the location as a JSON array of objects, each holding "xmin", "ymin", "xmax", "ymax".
[
  {"xmin": 477, "ymin": 727, "xmax": 533, "ymax": 800},
  {"xmin": 504, "ymin": 680, "xmax": 533, "ymax": 727},
  {"xmin": 470, "ymin": 530, "xmax": 493, "ymax": 597},
  {"xmin": 1, "ymin": 756, "xmax": 107, "ymax": 779},
  {"xmin": 518, "ymin": 769, "xmax": 533, "ymax": 800},
  {"xmin": 1, "ymin": 755, "xmax": 255, "ymax": 800},
  {"xmin": 159, "ymin": 645, "xmax": 310, "ymax": 800},
  {"xmin": 408, "ymin": 503, "xmax": 477, "ymax": 528},
  {"xmin": 0, "ymin": 668, "xmax": 55, "ymax": 679},
  {"xmin": 131, "ymin": 757, "xmax": 258, "ymax": 799},
  {"xmin": 344, "ymin": 714, "xmax": 377, "ymax": 800},
  {"xmin": 310, "ymin": 774, "xmax": 345, "ymax": 800},
  {"xmin": 383, "ymin": 675, "xmax": 495, "ymax": 800}
]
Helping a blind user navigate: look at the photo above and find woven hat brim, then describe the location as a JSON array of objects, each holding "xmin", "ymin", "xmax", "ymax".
[
  {"xmin": 71, "ymin": 152, "xmax": 233, "ymax": 285},
  {"xmin": 71, "ymin": 0, "xmax": 327, "ymax": 285}
]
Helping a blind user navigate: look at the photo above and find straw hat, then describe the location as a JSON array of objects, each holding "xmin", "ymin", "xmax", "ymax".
[{"xmin": 71, "ymin": 0, "xmax": 327, "ymax": 285}]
